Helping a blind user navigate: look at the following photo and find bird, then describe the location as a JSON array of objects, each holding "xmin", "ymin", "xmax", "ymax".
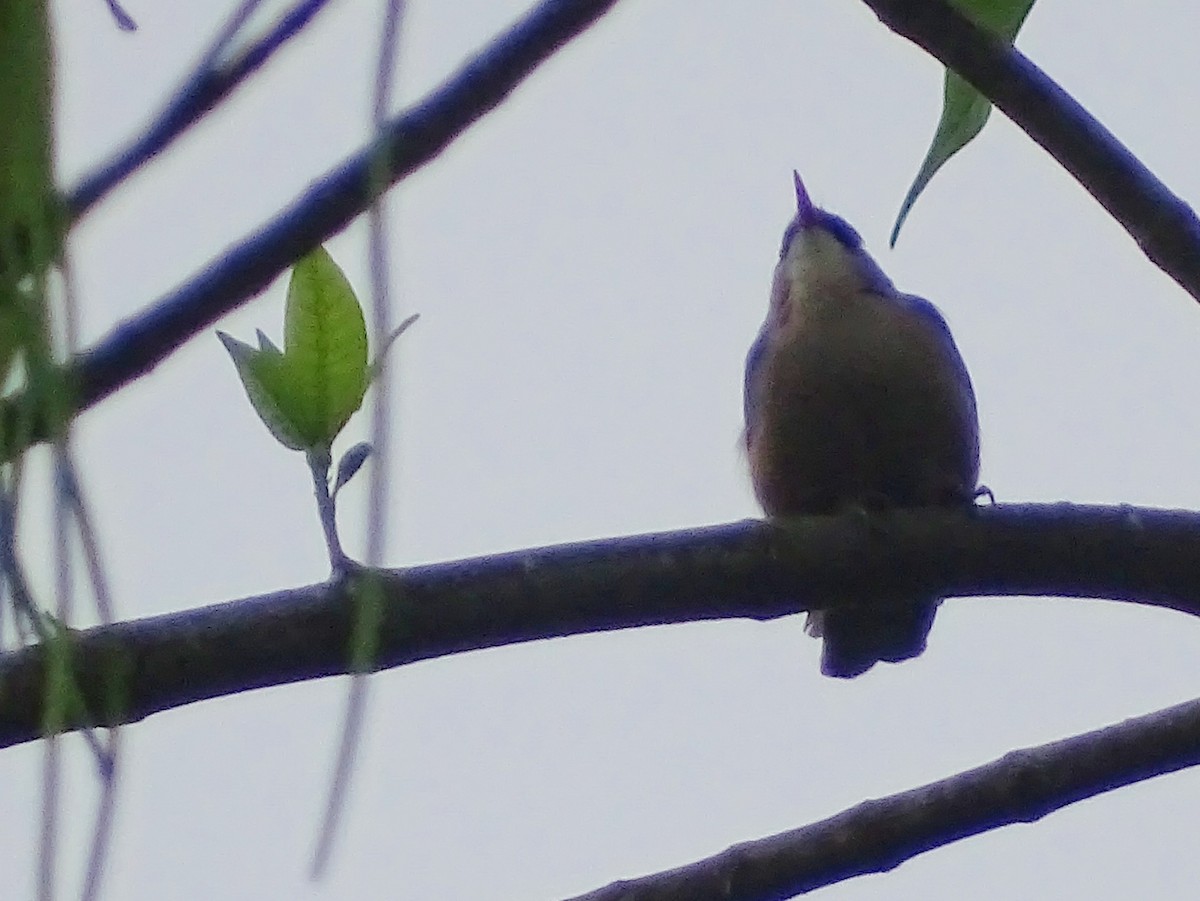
[{"xmin": 743, "ymin": 171, "xmax": 980, "ymax": 678}]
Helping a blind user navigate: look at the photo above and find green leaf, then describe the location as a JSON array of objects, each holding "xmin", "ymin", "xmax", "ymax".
[
  {"xmin": 891, "ymin": 0, "xmax": 1036, "ymax": 246},
  {"xmin": 255, "ymin": 328, "xmax": 281, "ymax": 354},
  {"xmin": 218, "ymin": 247, "xmax": 371, "ymax": 452},
  {"xmin": 0, "ymin": 0, "xmax": 60, "ymax": 392},
  {"xmin": 0, "ymin": 0, "xmax": 56, "ymax": 272},
  {"xmin": 282, "ymin": 247, "xmax": 369, "ymax": 449},
  {"xmin": 217, "ymin": 331, "xmax": 311, "ymax": 451}
]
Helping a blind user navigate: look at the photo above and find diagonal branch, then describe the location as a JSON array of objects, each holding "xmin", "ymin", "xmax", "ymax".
[
  {"xmin": 567, "ymin": 693, "xmax": 1200, "ymax": 901},
  {"xmin": 68, "ymin": 0, "xmax": 337, "ymax": 220},
  {"xmin": 2, "ymin": 502, "xmax": 1199, "ymax": 750},
  {"xmin": 2, "ymin": 0, "xmax": 622, "ymax": 458},
  {"xmin": 861, "ymin": 0, "xmax": 1200, "ymax": 303}
]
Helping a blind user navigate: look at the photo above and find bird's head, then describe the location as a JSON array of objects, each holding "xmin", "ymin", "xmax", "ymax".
[{"xmin": 773, "ymin": 171, "xmax": 892, "ymax": 316}]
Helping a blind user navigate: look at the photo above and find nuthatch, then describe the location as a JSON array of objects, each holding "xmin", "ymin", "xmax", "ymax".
[{"xmin": 744, "ymin": 172, "xmax": 979, "ymax": 678}]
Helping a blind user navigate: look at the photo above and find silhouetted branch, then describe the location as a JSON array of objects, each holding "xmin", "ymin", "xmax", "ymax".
[
  {"xmin": 2, "ymin": 502, "xmax": 1199, "ymax": 749},
  {"xmin": 861, "ymin": 0, "xmax": 1200, "ymax": 302},
  {"xmin": 3, "ymin": 0, "xmax": 622, "ymax": 458},
  {"xmin": 69, "ymin": 0, "xmax": 336, "ymax": 220},
  {"xmin": 567, "ymin": 693, "xmax": 1200, "ymax": 901}
]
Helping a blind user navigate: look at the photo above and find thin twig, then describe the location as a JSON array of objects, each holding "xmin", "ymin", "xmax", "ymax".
[
  {"xmin": 567, "ymin": 694, "xmax": 1200, "ymax": 901},
  {"xmin": 38, "ymin": 735, "xmax": 58, "ymax": 901},
  {"xmin": 308, "ymin": 450, "xmax": 349, "ymax": 573},
  {"xmin": 58, "ymin": 457, "xmax": 116, "ymax": 624},
  {"xmin": 81, "ymin": 730, "xmax": 119, "ymax": 901},
  {"xmin": 310, "ymin": 0, "xmax": 409, "ymax": 878},
  {"xmin": 68, "ymin": 0, "xmax": 335, "ymax": 220}
]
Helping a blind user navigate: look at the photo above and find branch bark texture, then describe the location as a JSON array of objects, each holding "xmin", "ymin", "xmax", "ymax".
[
  {"xmin": 2, "ymin": 503, "xmax": 1198, "ymax": 750},
  {"xmin": 568, "ymin": 695, "xmax": 1200, "ymax": 901}
]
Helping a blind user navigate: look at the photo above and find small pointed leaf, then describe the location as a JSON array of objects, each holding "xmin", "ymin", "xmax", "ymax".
[
  {"xmin": 366, "ymin": 313, "xmax": 420, "ymax": 386},
  {"xmin": 332, "ymin": 441, "xmax": 373, "ymax": 497},
  {"xmin": 891, "ymin": 0, "xmax": 1036, "ymax": 246},
  {"xmin": 256, "ymin": 328, "xmax": 281, "ymax": 354},
  {"xmin": 217, "ymin": 330, "xmax": 311, "ymax": 451}
]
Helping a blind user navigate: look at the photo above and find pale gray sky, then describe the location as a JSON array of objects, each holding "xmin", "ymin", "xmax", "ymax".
[{"xmin": 4, "ymin": 1, "xmax": 1200, "ymax": 898}]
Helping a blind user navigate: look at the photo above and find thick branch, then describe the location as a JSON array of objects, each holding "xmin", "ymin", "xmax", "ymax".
[
  {"xmin": 2, "ymin": 503, "xmax": 1199, "ymax": 749},
  {"xmin": 862, "ymin": 0, "xmax": 1200, "ymax": 302},
  {"xmin": 567, "ymin": 694, "xmax": 1200, "ymax": 901},
  {"xmin": 2, "ymin": 0, "xmax": 622, "ymax": 457}
]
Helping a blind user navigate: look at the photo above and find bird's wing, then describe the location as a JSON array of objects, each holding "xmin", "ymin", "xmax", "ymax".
[{"xmin": 742, "ymin": 325, "xmax": 771, "ymax": 438}]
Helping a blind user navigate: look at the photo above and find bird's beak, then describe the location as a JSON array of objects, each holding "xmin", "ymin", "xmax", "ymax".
[{"xmin": 793, "ymin": 170, "xmax": 817, "ymax": 227}]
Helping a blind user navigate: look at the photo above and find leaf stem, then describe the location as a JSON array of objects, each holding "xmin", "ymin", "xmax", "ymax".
[{"xmin": 307, "ymin": 449, "xmax": 350, "ymax": 574}]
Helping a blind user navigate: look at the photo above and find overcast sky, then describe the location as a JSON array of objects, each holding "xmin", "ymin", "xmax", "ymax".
[{"xmin": 4, "ymin": 1, "xmax": 1200, "ymax": 898}]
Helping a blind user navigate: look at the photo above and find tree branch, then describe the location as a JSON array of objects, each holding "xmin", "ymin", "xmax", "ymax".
[
  {"xmin": 68, "ymin": 0, "xmax": 337, "ymax": 221},
  {"xmin": 2, "ymin": 502, "xmax": 1199, "ymax": 749},
  {"xmin": 861, "ymin": 0, "xmax": 1200, "ymax": 302},
  {"xmin": 3, "ymin": 0, "xmax": 622, "ymax": 458},
  {"xmin": 566, "ymin": 693, "xmax": 1200, "ymax": 901}
]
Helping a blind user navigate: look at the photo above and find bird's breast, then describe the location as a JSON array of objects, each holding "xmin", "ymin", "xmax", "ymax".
[{"xmin": 746, "ymin": 292, "xmax": 977, "ymax": 516}]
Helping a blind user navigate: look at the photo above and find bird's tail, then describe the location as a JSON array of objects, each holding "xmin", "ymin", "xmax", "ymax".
[{"xmin": 805, "ymin": 598, "xmax": 940, "ymax": 678}]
